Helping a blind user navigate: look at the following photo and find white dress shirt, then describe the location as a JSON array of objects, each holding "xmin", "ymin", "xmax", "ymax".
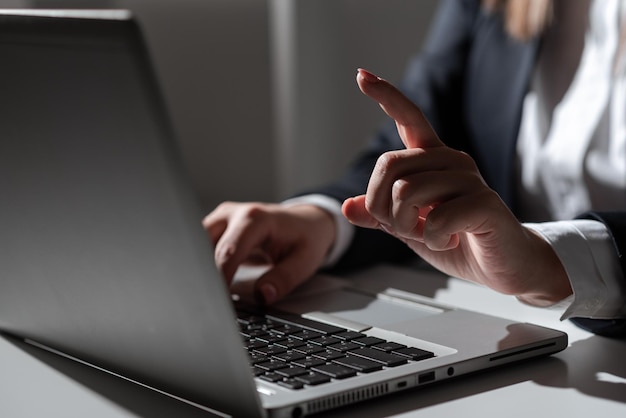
[
  {"xmin": 286, "ymin": 0, "xmax": 626, "ymax": 320},
  {"xmin": 517, "ymin": 0, "xmax": 626, "ymax": 319}
]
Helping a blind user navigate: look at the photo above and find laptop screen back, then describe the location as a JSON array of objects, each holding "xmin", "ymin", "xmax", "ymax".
[{"xmin": 0, "ymin": 10, "xmax": 262, "ymax": 417}]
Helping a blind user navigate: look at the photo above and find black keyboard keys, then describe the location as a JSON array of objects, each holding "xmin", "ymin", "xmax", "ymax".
[
  {"xmin": 237, "ymin": 307, "xmax": 437, "ymax": 392},
  {"xmin": 351, "ymin": 347, "xmax": 408, "ymax": 367},
  {"xmin": 295, "ymin": 372, "xmax": 332, "ymax": 386},
  {"xmin": 393, "ymin": 347, "xmax": 435, "ymax": 361},
  {"xmin": 312, "ymin": 364, "xmax": 357, "ymax": 379},
  {"xmin": 334, "ymin": 355, "xmax": 383, "ymax": 373}
]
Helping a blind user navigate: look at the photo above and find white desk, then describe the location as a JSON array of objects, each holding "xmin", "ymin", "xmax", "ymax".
[{"xmin": 2, "ymin": 264, "xmax": 625, "ymax": 418}]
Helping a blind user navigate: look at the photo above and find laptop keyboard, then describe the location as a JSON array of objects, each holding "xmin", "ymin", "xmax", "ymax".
[{"xmin": 236, "ymin": 307, "xmax": 435, "ymax": 390}]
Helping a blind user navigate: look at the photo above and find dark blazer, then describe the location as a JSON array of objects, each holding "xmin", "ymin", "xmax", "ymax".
[{"xmin": 304, "ymin": 0, "xmax": 626, "ymax": 336}]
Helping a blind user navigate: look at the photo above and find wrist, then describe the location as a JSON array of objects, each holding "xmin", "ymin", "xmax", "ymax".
[
  {"xmin": 283, "ymin": 202, "xmax": 337, "ymax": 256},
  {"xmin": 516, "ymin": 228, "xmax": 573, "ymax": 307},
  {"xmin": 282, "ymin": 194, "xmax": 354, "ymax": 267}
]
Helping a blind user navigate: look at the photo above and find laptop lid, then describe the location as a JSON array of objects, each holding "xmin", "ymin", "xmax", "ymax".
[{"xmin": 0, "ymin": 9, "xmax": 264, "ymax": 417}]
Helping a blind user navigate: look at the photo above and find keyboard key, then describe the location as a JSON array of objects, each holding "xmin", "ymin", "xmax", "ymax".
[
  {"xmin": 372, "ymin": 342, "xmax": 406, "ymax": 352},
  {"xmin": 278, "ymin": 378, "xmax": 304, "ymax": 390},
  {"xmin": 295, "ymin": 372, "xmax": 332, "ymax": 386},
  {"xmin": 333, "ymin": 355, "xmax": 383, "ymax": 373},
  {"xmin": 327, "ymin": 341, "xmax": 362, "ymax": 352},
  {"xmin": 309, "ymin": 335, "xmax": 343, "ymax": 347},
  {"xmin": 256, "ymin": 359, "xmax": 290, "ymax": 372},
  {"xmin": 312, "ymin": 364, "xmax": 357, "ymax": 379},
  {"xmin": 252, "ymin": 366, "xmax": 265, "ymax": 376},
  {"xmin": 267, "ymin": 311, "xmax": 345, "ymax": 335},
  {"xmin": 272, "ymin": 351, "xmax": 306, "ymax": 363},
  {"xmin": 312, "ymin": 349, "xmax": 346, "ymax": 362},
  {"xmin": 245, "ymin": 323, "xmax": 276, "ymax": 332},
  {"xmin": 276, "ymin": 366, "xmax": 309, "ymax": 378},
  {"xmin": 334, "ymin": 331, "xmax": 365, "ymax": 341},
  {"xmin": 255, "ymin": 334, "xmax": 286, "ymax": 344},
  {"xmin": 259, "ymin": 372, "xmax": 283, "ymax": 383},
  {"xmin": 240, "ymin": 328, "xmax": 269, "ymax": 339},
  {"xmin": 270, "ymin": 323, "xmax": 303, "ymax": 336},
  {"xmin": 274, "ymin": 338, "xmax": 306, "ymax": 350},
  {"xmin": 245, "ymin": 339, "xmax": 267, "ymax": 350},
  {"xmin": 289, "ymin": 329, "xmax": 324, "ymax": 341},
  {"xmin": 254, "ymin": 345, "xmax": 287, "ymax": 356},
  {"xmin": 392, "ymin": 347, "xmax": 435, "ymax": 361},
  {"xmin": 353, "ymin": 336, "xmax": 386, "ymax": 347},
  {"xmin": 293, "ymin": 343, "xmax": 325, "ymax": 356},
  {"xmin": 236, "ymin": 313, "xmax": 265, "ymax": 325},
  {"xmin": 248, "ymin": 352, "xmax": 267, "ymax": 365},
  {"xmin": 291, "ymin": 356, "xmax": 326, "ymax": 369},
  {"xmin": 351, "ymin": 348, "xmax": 408, "ymax": 367}
]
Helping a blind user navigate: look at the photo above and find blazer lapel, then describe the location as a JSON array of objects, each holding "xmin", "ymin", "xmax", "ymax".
[{"xmin": 464, "ymin": 10, "xmax": 540, "ymax": 209}]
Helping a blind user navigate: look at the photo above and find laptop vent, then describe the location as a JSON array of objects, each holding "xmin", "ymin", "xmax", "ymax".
[{"xmin": 305, "ymin": 383, "xmax": 390, "ymax": 414}]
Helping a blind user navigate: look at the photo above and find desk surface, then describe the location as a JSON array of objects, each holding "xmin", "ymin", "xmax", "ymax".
[{"xmin": 2, "ymin": 264, "xmax": 625, "ymax": 418}]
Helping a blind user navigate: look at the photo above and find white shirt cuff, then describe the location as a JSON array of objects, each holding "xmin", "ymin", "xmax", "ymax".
[
  {"xmin": 524, "ymin": 220, "xmax": 626, "ymax": 320},
  {"xmin": 282, "ymin": 194, "xmax": 355, "ymax": 267}
]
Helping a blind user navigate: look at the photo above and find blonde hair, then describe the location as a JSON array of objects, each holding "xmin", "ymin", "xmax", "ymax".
[
  {"xmin": 483, "ymin": 1, "xmax": 626, "ymax": 74},
  {"xmin": 482, "ymin": 0, "xmax": 553, "ymax": 41}
]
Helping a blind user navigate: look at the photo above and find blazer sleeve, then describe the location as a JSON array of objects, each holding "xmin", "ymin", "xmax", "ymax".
[
  {"xmin": 299, "ymin": 0, "xmax": 482, "ymax": 271},
  {"xmin": 569, "ymin": 212, "xmax": 626, "ymax": 337}
]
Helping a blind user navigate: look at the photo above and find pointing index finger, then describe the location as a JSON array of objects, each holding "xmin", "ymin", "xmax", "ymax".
[{"xmin": 356, "ymin": 68, "xmax": 443, "ymax": 150}]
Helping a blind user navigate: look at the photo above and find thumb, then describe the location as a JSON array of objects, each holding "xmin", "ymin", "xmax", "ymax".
[
  {"xmin": 356, "ymin": 68, "xmax": 443, "ymax": 150},
  {"xmin": 341, "ymin": 195, "xmax": 379, "ymax": 228}
]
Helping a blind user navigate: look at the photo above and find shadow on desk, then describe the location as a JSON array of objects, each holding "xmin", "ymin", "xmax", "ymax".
[
  {"xmin": 539, "ymin": 336, "xmax": 626, "ymax": 403},
  {"xmin": 326, "ymin": 335, "xmax": 626, "ymax": 417},
  {"xmin": 3, "ymin": 333, "xmax": 218, "ymax": 418},
  {"xmin": 4, "ymin": 331, "xmax": 625, "ymax": 418}
]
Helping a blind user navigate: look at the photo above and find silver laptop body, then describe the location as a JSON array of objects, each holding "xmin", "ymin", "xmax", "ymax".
[{"xmin": 0, "ymin": 9, "xmax": 567, "ymax": 418}]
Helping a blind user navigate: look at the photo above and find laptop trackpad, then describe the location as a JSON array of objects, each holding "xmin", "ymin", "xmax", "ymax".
[{"xmin": 275, "ymin": 287, "xmax": 445, "ymax": 331}]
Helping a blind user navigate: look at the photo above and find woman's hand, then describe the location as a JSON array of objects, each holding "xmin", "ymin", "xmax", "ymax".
[
  {"xmin": 343, "ymin": 69, "xmax": 572, "ymax": 306},
  {"xmin": 202, "ymin": 202, "xmax": 336, "ymax": 305}
]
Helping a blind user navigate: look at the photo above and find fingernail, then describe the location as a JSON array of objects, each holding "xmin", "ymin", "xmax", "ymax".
[
  {"xmin": 258, "ymin": 283, "xmax": 277, "ymax": 305},
  {"xmin": 357, "ymin": 68, "xmax": 381, "ymax": 83}
]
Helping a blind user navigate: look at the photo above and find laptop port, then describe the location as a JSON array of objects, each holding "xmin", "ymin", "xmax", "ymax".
[{"xmin": 418, "ymin": 371, "xmax": 435, "ymax": 384}]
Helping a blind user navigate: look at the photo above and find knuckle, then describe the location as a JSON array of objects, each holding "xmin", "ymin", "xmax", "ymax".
[
  {"xmin": 201, "ymin": 214, "xmax": 212, "ymax": 227},
  {"xmin": 422, "ymin": 212, "xmax": 453, "ymax": 251},
  {"xmin": 238, "ymin": 203, "xmax": 271, "ymax": 222},
  {"xmin": 478, "ymin": 188, "xmax": 503, "ymax": 207},
  {"xmin": 424, "ymin": 208, "xmax": 446, "ymax": 233},
  {"xmin": 375, "ymin": 151, "xmax": 402, "ymax": 174},
  {"xmin": 364, "ymin": 194, "xmax": 387, "ymax": 222},
  {"xmin": 208, "ymin": 201, "xmax": 240, "ymax": 222},
  {"xmin": 457, "ymin": 151, "xmax": 479, "ymax": 170},
  {"xmin": 215, "ymin": 200, "xmax": 236, "ymax": 212},
  {"xmin": 391, "ymin": 179, "xmax": 412, "ymax": 201},
  {"xmin": 363, "ymin": 194, "xmax": 377, "ymax": 215}
]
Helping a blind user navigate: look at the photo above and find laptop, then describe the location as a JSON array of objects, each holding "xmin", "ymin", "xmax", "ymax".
[{"xmin": 0, "ymin": 9, "xmax": 568, "ymax": 418}]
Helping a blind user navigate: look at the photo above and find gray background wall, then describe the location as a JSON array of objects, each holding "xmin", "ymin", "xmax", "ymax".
[{"xmin": 3, "ymin": 0, "xmax": 438, "ymax": 211}]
